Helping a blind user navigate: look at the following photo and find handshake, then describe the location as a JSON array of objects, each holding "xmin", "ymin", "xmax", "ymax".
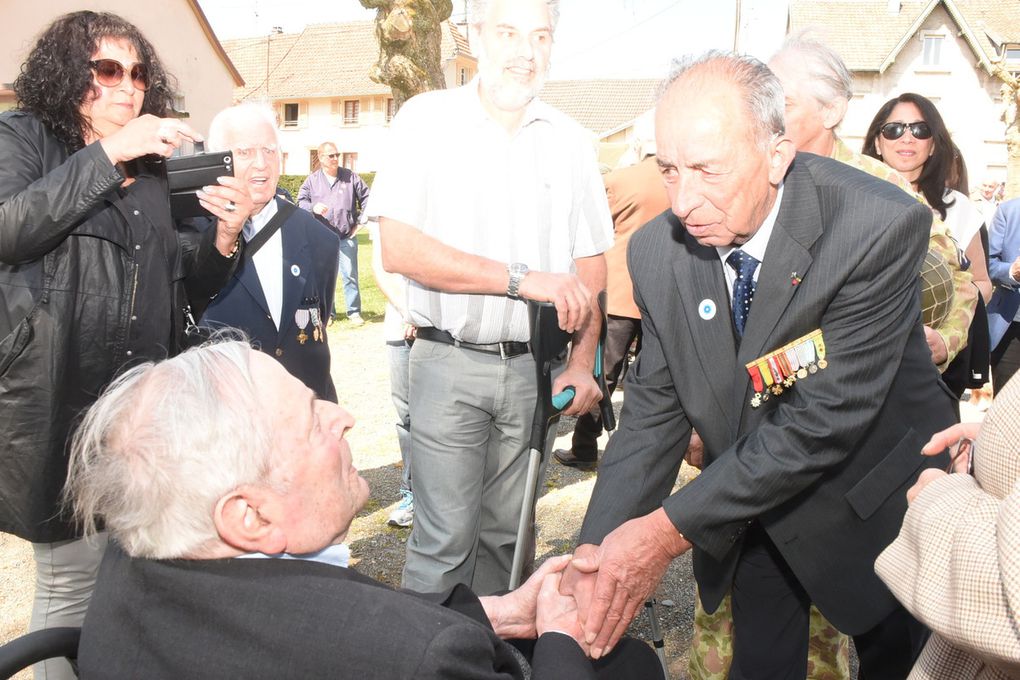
[{"xmin": 484, "ymin": 508, "xmax": 693, "ymax": 658}]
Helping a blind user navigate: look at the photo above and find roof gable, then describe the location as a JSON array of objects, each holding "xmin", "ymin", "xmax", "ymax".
[{"xmin": 788, "ymin": 0, "xmax": 1020, "ymax": 74}]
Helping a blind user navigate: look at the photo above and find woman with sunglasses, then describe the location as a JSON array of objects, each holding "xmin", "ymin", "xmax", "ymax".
[
  {"xmin": 0, "ymin": 12, "xmax": 250, "ymax": 678},
  {"xmin": 862, "ymin": 93, "xmax": 988, "ymax": 396}
]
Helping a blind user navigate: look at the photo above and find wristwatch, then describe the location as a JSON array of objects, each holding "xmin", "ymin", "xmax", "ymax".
[{"xmin": 506, "ymin": 262, "xmax": 529, "ymax": 300}]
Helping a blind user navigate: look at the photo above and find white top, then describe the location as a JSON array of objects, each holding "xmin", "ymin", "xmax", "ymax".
[
  {"xmin": 716, "ymin": 183, "xmax": 785, "ymax": 299},
  {"xmin": 368, "ymin": 79, "xmax": 614, "ymax": 343},
  {"xmin": 943, "ymin": 188, "xmax": 984, "ymax": 251},
  {"xmin": 368, "ymin": 223, "xmax": 408, "ymax": 343},
  {"xmin": 243, "ymin": 199, "xmax": 284, "ymax": 329}
]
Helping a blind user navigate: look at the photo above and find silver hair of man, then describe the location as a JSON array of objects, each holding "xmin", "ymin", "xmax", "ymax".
[
  {"xmin": 468, "ymin": 0, "xmax": 560, "ymax": 32},
  {"xmin": 207, "ymin": 102, "xmax": 280, "ymax": 152},
  {"xmin": 773, "ymin": 33, "xmax": 854, "ymax": 109},
  {"xmin": 64, "ymin": 338, "xmax": 278, "ymax": 560},
  {"xmin": 660, "ymin": 50, "xmax": 786, "ymax": 151}
]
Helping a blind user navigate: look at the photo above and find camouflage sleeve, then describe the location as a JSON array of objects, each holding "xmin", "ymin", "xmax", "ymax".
[{"xmin": 928, "ymin": 217, "xmax": 977, "ymax": 370}]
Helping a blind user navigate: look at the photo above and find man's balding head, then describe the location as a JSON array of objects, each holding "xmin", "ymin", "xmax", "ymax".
[{"xmin": 654, "ymin": 52, "xmax": 794, "ymax": 247}]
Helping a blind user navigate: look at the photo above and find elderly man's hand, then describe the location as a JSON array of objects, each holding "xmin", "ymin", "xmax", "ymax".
[
  {"xmin": 197, "ymin": 176, "xmax": 253, "ymax": 256},
  {"xmin": 479, "ymin": 554, "xmax": 572, "ymax": 640},
  {"xmin": 1010, "ymin": 256, "xmax": 1020, "ymax": 282},
  {"xmin": 536, "ymin": 571, "xmax": 588, "ymax": 652},
  {"xmin": 923, "ymin": 325, "xmax": 948, "ymax": 365},
  {"xmin": 568, "ymin": 509, "xmax": 690, "ymax": 659},
  {"xmin": 517, "ymin": 272, "xmax": 592, "ymax": 334},
  {"xmin": 313, "ymin": 202, "xmax": 329, "ymax": 216},
  {"xmin": 684, "ymin": 430, "xmax": 705, "ymax": 469}
]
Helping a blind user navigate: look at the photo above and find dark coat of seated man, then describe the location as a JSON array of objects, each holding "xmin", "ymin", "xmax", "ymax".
[{"xmin": 64, "ymin": 340, "xmax": 661, "ymax": 680}]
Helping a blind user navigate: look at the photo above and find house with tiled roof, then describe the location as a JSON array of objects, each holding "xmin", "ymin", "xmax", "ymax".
[
  {"xmin": 1, "ymin": 0, "xmax": 242, "ymax": 132},
  {"xmin": 789, "ymin": 0, "xmax": 1020, "ymax": 183},
  {"xmin": 222, "ymin": 21, "xmax": 477, "ymax": 175}
]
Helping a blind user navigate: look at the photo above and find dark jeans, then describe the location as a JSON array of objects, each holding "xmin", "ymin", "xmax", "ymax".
[{"xmin": 569, "ymin": 315, "xmax": 641, "ymax": 459}]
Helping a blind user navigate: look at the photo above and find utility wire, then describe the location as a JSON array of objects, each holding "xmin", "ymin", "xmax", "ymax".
[{"xmin": 555, "ymin": 1, "xmax": 683, "ymax": 65}]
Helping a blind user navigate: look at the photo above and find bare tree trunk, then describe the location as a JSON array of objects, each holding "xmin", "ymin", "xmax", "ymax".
[
  {"xmin": 995, "ymin": 66, "xmax": 1020, "ymax": 200},
  {"xmin": 360, "ymin": 0, "xmax": 455, "ymax": 112}
]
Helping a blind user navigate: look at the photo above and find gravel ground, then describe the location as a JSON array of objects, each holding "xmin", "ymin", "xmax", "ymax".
[{"xmin": 0, "ymin": 315, "xmax": 987, "ymax": 679}]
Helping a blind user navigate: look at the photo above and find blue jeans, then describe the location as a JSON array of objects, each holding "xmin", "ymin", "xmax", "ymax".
[{"xmin": 337, "ymin": 237, "xmax": 361, "ymax": 316}]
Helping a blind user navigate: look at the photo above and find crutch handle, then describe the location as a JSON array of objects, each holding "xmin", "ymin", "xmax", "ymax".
[{"xmin": 551, "ymin": 386, "xmax": 575, "ymax": 411}]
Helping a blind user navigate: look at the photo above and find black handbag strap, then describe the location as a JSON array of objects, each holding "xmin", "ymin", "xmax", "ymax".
[{"xmin": 245, "ymin": 200, "xmax": 296, "ymax": 258}]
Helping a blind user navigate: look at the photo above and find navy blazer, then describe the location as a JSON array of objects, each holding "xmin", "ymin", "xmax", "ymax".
[
  {"xmin": 987, "ymin": 197, "xmax": 1020, "ymax": 349},
  {"xmin": 201, "ymin": 198, "xmax": 340, "ymax": 401}
]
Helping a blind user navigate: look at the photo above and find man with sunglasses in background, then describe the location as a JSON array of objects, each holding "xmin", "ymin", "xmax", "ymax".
[{"xmin": 298, "ymin": 141, "xmax": 370, "ymax": 326}]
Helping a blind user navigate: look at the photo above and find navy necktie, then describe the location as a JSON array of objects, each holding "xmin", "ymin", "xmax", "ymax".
[{"xmin": 727, "ymin": 249, "xmax": 759, "ymax": 337}]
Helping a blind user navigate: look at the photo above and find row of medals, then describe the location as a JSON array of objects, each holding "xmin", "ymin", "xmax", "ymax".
[
  {"xmin": 745, "ymin": 329, "xmax": 828, "ymax": 408},
  {"xmin": 295, "ymin": 308, "xmax": 325, "ymax": 344}
]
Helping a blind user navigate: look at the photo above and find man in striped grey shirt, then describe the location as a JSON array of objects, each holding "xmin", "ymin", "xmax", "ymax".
[{"xmin": 369, "ymin": 0, "xmax": 613, "ymax": 596}]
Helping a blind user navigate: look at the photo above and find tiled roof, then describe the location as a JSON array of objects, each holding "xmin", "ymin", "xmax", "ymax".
[
  {"xmin": 538, "ymin": 79, "xmax": 660, "ymax": 135},
  {"xmin": 223, "ymin": 20, "xmax": 471, "ymax": 101},
  {"xmin": 789, "ymin": 0, "xmax": 1020, "ymax": 73}
]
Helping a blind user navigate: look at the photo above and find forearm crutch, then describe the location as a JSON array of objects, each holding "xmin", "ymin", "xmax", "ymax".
[{"xmin": 509, "ymin": 295, "xmax": 614, "ymax": 590}]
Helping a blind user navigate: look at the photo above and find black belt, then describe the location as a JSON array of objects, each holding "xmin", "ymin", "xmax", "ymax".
[{"xmin": 416, "ymin": 327, "xmax": 531, "ymax": 359}]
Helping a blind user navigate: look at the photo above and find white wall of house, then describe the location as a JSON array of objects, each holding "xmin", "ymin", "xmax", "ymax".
[
  {"xmin": 271, "ymin": 94, "xmax": 395, "ymax": 176},
  {"xmin": 840, "ymin": 5, "xmax": 1008, "ymax": 185},
  {"xmin": 1, "ymin": 0, "xmax": 238, "ymax": 135}
]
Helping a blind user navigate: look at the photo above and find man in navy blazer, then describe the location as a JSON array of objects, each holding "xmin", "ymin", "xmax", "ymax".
[
  {"xmin": 987, "ymin": 197, "xmax": 1020, "ymax": 390},
  {"xmin": 67, "ymin": 341, "xmax": 661, "ymax": 679},
  {"xmin": 200, "ymin": 104, "xmax": 339, "ymax": 401}
]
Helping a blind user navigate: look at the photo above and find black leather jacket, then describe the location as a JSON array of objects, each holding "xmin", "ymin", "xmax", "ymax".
[{"xmin": 0, "ymin": 111, "xmax": 234, "ymax": 542}]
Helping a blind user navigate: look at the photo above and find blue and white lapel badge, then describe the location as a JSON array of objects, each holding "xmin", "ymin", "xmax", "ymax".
[
  {"xmin": 290, "ymin": 264, "xmax": 301, "ymax": 277},
  {"xmin": 698, "ymin": 299, "xmax": 717, "ymax": 320}
]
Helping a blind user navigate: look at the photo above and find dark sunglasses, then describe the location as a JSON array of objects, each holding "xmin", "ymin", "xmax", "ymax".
[
  {"xmin": 323, "ymin": 153, "xmax": 340, "ymax": 159},
  {"xmin": 90, "ymin": 59, "xmax": 149, "ymax": 91},
  {"xmin": 880, "ymin": 121, "xmax": 932, "ymax": 141}
]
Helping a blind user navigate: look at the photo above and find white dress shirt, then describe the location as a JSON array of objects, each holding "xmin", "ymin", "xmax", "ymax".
[{"xmin": 244, "ymin": 199, "xmax": 284, "ymax": 329}]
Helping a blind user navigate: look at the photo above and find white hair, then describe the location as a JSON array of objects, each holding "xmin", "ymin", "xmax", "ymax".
[
  {"xmin": 207, "ymin": 102, "xmax": 279, "ymax": 152},
  {"xmin": 660, "ymin": 50, "xmax": 785, "ymax": 151},
  {"xmin": 468, "ymin": 0, "xmax": 560, "ymax": 32},
  {"xmin": 64, "ymin": 338, "xmax": 278, "ymax": 559},
  {"xmin": 772, "ymin": 34, "xmax": 853, "ymax": 108}
]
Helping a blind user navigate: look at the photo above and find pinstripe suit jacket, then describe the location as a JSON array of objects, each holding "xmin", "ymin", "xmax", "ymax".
[
  {"xmin": 876, "ymin": 375, "xmax": 1020, "ymax": 679},
  {"xmin": 579, "ymin": 153, "xmax": 957, "ymax": 635}
]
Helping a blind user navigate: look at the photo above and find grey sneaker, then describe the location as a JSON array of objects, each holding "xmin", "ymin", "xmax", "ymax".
[
  {"xmin": 347, "ymin": 313, "xmax": 365, "ymax": 327},
  {"xmin": 387, "ymin": 490, "xmax": 414, "ymax": 527}
]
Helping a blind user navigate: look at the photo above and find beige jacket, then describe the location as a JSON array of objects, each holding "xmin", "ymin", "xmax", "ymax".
[{"xmin": 876, "ymin": 377, "xmax": 1020, "ymax": 679}]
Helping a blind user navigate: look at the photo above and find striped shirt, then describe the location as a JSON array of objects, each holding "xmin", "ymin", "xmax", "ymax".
[{"xmin": 368, "ymin": 80, "xmax": 613, "ymax": 343}]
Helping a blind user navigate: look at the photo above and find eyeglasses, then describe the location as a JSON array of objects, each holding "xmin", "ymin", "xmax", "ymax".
[
  {"xmin": 234, "ymin": 146, "xmax": 279, "ymax": 161},
  {"xmin": 323, "ymin": 153, "xmax": 340, "ymax": 159},
  {"xmin": 945, "ymin": 436, "xmax": 975, "ymax": 475},
  {"xmin": 880, "ymin": 121, "xmax": 932, "ymax": 141},
  {"xmin": 89, "ymin": 59, "xmax": 149, "ymax": 91}
]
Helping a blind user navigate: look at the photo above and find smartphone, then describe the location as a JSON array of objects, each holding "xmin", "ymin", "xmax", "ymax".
[{"xmin": 167, "ymin": 150, "xmax": 234, "ymax": 219}]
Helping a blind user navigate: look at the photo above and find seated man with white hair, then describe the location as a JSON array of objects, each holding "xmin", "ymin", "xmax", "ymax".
[{"xmin": 66, "ymin": 339, "xmax": 661, "ymax": 679}]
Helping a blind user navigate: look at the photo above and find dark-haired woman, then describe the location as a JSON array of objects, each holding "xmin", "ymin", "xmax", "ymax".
[
  {"xmin": 0, "ymin": 12, "xmax": 250, "ymax": 676},
  {"xmin": 863, "ymin": 94, "xmax": 985, "ymax": 396}
]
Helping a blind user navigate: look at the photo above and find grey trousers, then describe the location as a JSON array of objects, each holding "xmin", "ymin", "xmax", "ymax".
[
  {"xmin": 30, "ymin": 533, "xmax": 108, "ymax": 680},
  {"xmin": 402, "ymin": 339, "xmax": 556, "ymax": 596},
  {"xmin": 388, "ymin": 340, "xmax": 413, "ymax": 493}
]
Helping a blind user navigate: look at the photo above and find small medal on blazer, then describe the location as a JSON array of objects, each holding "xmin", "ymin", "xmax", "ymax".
[{"xmin": 745, "ymin": 329, "xmax": 827, "ymax": 408}]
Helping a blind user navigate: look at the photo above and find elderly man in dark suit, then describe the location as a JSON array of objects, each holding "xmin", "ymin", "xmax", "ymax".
[
  {"xmin": 561, "ymin": 51, "xmax": 957, "ymax": 679},
  {"xmin": 200, "ymin": 103, "xmax": 339, "ymax": 401},
  {"xmin": 65, "ymin": 340, "xmax": 661, "ymax": 680}
]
